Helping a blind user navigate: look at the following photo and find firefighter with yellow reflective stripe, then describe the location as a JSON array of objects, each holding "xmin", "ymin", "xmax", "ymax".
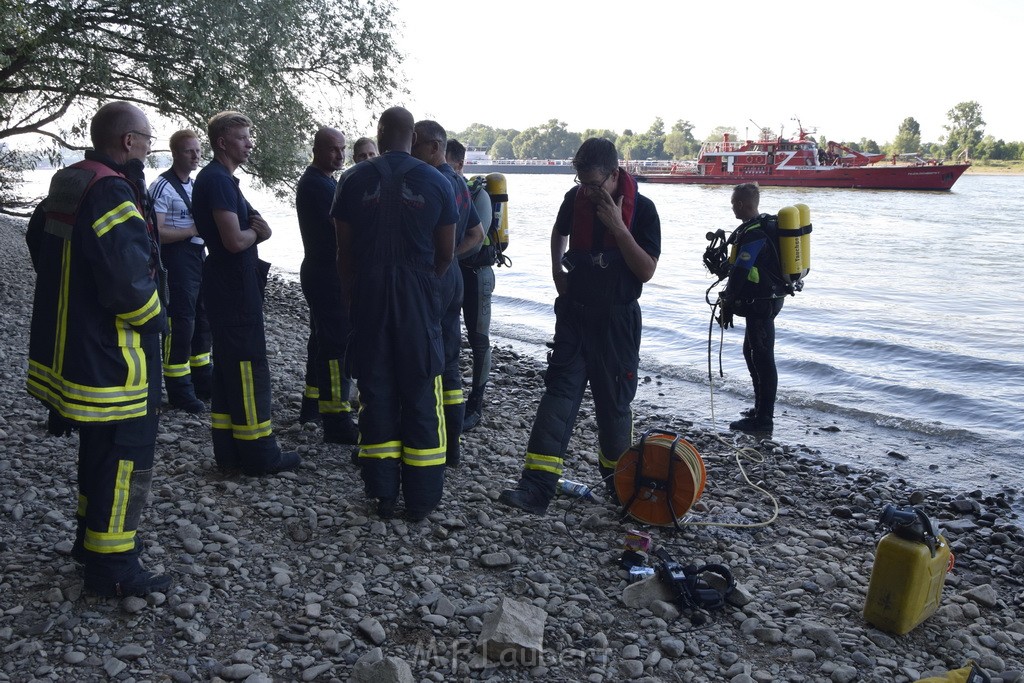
[
  {"xmin": 332, "ymin": 107, "xmax": 458, "ymax": 521},
  {"xmin": 192, "ymin": 111, "xmax": 300, "ymax": 476},
  {"xmin": 295, "ymin": 126, "xmax": 359, "ymax": 444},
  {"xmin": 412, "ymin": 120, "xmax": 484, "ymax": 470},
  {"xmin": 25, "ymin": 102, "xmax": 170, "ymax": 597},
  {"xmin": 498, "ymin": 138, "xmax": 661, "ymax": 516}
]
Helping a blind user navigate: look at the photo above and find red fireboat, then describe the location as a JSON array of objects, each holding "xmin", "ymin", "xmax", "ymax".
[{"xmin": 633, "ymin": 126, "xmax": 969, "ymax": 191}]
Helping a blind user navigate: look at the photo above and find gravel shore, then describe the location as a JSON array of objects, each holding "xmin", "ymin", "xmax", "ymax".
[{"xmin": 1, "ymin": 215, "xmax": 1022, "ymax": 683}]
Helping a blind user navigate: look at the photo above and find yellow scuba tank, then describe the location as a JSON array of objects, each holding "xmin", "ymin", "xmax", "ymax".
[
  {"xmin": 795, "ymin": 202, "xmax": 811, "ymax": 278},
  {"xmin": 485, "ymin": 173, "xmax": 509, "ymax": 252},
  {"xmin": 863, "ymin": 504, "xmax": 953, "ymax": 635},
  {"xmin": 471, "ymin": 178, "xmax": 492, "ymax": 237},
  {"xmin": 776, "ymin": 205, "xmax": 804, "ymax": 285}
]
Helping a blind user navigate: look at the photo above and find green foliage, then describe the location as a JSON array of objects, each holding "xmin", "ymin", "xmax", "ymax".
[
  {"xmin": 489, "ymin": 137, "xmax": 514, "ymax": 159},
  {"xmin": 616, "ymin": 119, "xmax": 671, "ymax": 160},
  {"xmin": 581, "ymin": 128, "xmax": 618, "ymax": 144},
  {"xmin": 664, "ymin": 119, "xmax": 698, "ymax": 159},
  {"xmin": 944, "ymin": 101, "xmax": 985, "ymax": 158},
  {"xmin": 511, "ymin": 120, "xmax": 580, "ymax": 159},
  {"xmin": 859, "ymin": 138, "xmax": 880, "ymax": 154},
  {"xmin": 0, "ymin": 0, "xmax": 401, "ymax": 204},
  {"xmin": 704, "ymin": 126, "xmax": 738, "ymax": 143},
  {"xmin": 891, "ymin": 117, "xmax": 921, "ymax": 155},
  {"xmin": 454, "ymin": 123, "xmax": 520, "ymax": 151}
]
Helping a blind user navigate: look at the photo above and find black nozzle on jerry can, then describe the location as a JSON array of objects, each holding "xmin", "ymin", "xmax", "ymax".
[
  {"xmin": 878, "ymin": 503, "xmax": 940, "ymax": 556},
  {"xmin": 863, "ymin": 503, "xmax": 954, "ymax": 635}
]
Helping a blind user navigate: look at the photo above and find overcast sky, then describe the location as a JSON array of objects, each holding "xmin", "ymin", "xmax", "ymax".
[{"xmin": 383, "ymin": 0, "xmax": 1023, "ymax": 145}]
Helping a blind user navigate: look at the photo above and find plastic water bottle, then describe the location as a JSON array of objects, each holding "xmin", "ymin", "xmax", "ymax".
[{"xmin": 557, "ymin": 478, "xmax": 595, "ymax": 500}]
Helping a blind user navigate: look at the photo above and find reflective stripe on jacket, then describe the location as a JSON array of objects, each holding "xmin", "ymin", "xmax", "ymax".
[{"xmin": 27, "ymin": 155, "xmax": 164, "ymax": 422}]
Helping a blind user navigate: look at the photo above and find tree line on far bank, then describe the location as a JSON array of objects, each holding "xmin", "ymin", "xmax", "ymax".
[{"xmin": 455, "ymin": 101, "xmax": 1021, "ymax": 163}]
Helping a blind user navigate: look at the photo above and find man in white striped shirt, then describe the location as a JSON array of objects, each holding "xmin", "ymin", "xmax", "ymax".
[{"xmin": 149, "ymin": 130, "xmax": 211, "ymax": 413}]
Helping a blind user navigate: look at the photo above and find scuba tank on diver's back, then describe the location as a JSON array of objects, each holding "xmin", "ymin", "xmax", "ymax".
[
  {"xmin": 702, "ymin": 204, "xmax": 812, "ymax": 293},
  {"xmin": 863, "ymin": 503, "xmax": 954, "ymax": 635},
  {"xmin": 462, "ymin": 173, "xmax": 510, "ymax": 269}
]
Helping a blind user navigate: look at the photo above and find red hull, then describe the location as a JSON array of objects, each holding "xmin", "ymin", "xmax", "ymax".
[{"xmin": 636, "ymin": 164, "xmax": 969, "ymax": 191}]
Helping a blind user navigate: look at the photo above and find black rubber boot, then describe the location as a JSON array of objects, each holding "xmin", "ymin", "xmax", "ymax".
[
  {"xmin": 242, "ymin": 450, "xmax": 301, "ymax": 476},
  {"xmin": 498, "ymin": 470, "xmax": 557, "ymax": 515},
  {"xmin": 166, "ymin": 376, "xmax": 205, "ymax": 414},
  {"xmin": 729, "ymin": 415, "xmax": 774, "ymax": 434},
  {"xmin": 323, "ymin": 412, "xmax": 359, "ymax": 445},
  {"xmin": 191, "ymin": 365, "xmax": 213, "ymax": 401},
  {"xmin": 84, "ymin": 565, "xmax": 172, "ymax": 597},
  {"xmin": 444, "ymin": 402, "xmax": 465, "ymax": 468},
  {"xmin": 298, "ymin": 396, "xmax": 320, "ymax": 424},
  {"xmin": 462, "ymin": 386, "xmax": 486, "ymax": 432}
]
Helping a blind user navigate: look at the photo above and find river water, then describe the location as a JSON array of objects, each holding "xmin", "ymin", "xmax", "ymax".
[{"xmin": 18, "ymin": 170, "xmax": 1024, "ymax": 498}]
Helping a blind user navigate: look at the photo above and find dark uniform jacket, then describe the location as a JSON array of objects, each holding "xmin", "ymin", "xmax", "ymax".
[{"xmin": 27, "ymin": 152, "xmax": 165, "ymax": 423}]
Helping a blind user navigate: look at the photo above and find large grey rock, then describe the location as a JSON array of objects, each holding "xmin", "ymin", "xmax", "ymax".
[
  {"xmin": 964, "ymin": 583, "xmax": 999, "ymax": 608},
  {"xmin": 477, "ymin": 597, "xmax": 546, "ymax": 665},
  {"xmin": 621, "ymin": 575, "xmax": 675, "ymax": 609},
  {"xmin": 350, "ymin": 655, "xmax": 413, "ymax": 683}
]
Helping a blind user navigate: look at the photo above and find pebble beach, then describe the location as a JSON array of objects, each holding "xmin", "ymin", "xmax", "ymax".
[{"xmin": 1, "ymin": 214, "xmax": 1022, "ymax": 682}]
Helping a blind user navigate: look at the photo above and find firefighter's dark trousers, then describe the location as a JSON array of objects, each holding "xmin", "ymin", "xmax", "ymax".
[
  {"xmin": 441, "ymin": 264, "xmax": 465, "ymax": 466},
  {"xmin": 300, "ymin": 260, "xmax": 355, "ymax": 435},
  {"xmin": 204, "ymin": 258, "xmax": 284, "ymax": 474},
  {"xmin": 520, "ymin": 297, "xmax": 641, "ymax": 498},
  {"xmin": 75, "ymin": 333, "xmax": 160, "ymax": 577},
  {"xmin": 161, "ymin": 241, "xmax": 211, "ymax": 400},
  {"xmin": 351, "ymin": 267, "xmax": 446, "ymax": 516}
]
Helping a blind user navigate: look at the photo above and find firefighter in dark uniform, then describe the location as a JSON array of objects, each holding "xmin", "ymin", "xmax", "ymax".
[
  {"xmin": 296, "ymin": 126, "xmax": 359, "ymax": 444},
  {"xmin": 412, "ymin": 120, "xmax": 483, "ymax": 469},
  {"xmin": 717, "ymin": 182, "xmax": 786, "ymax": 434},
  {"xmin": 332, "ymin": 106, "xmax": 457, "ymax": 521},
  {"xmin": 499, "ymin": 138, "xmax": 661, "ymax": 515},
  {"xmin": 191, "ymin": 111, "xmax": 300, "ymax": 476},
  {"xmin": 26, "ymin": 101, "xmax": 170, "ymax": 596}
]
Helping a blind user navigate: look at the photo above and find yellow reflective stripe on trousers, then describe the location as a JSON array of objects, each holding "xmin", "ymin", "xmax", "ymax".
[
  {"xmin": 359, "ymin": 441, "xmax": 402, "ymax": 459},
  {"xmin": 598, "ymin": 449, "xmax": 619, "ymax": 469},
  {"xmin": 84, "ymin": 528, "xmax": 135, "ymax": 553},
  {"xmin": 212, "ymin": 412, "xmax": 232, "ymax": 430},
  {"xmin": 162, "ymin": 318, "xmax": 172, "ymax": 363},
  {"xmin": 231, "ymin": 420, "xmax": 272, "ymax": 440},
  {"xmin": 304, "ymin": 384, "xmax": 319, "ymax": 399},
  {"xmin": 117, "ymin": 289, "xmax": 162, "ymax": 327},
  {"xmin": 189, "ymin": 352, "xmax": 211, "ymax": 367},
  {"xmin": 443, "ymin": 389, "xmax": 464, "ymax": 406},
  {"xmin": 598, "ymin": 415, "xmax": 632, "ymax": 469},
  {"xmin": 163, "ymin": 361, "xmax": 190, "ymax": 378},
  {"xmin": 92, "ymin": 200, "xmax": 142, "ymax": 238},
  {"xmin": 432, "ymin": 375, "xmax": 446, "ymax": 450},
  {"xmin": 241, "ymin": 361, "xmax": 257, "ymax": 427},
  {"xmin": 402, "ymin": 447, "xmax": 446, "ymax": 467},
  {"xmin": 84, "ymin": 460, "xmax": 137, "ymax": 553},
  {"xmin": 319, "ymin": 400, "xmax": 351, "ymax": 415},
  {"xmin": 162, "ymin": 319, "xmax": 191, "ymax": 377},
  {"xmin": 525, "ymin": 452, "xmax": 564, "ymax": 475},
  {"xmin": 77, "ymin": 494, "xmax": 87, "ymax": 517},
  {"xmin": 328, "ymin": 359, "xmax": 342, "ymax": 401}
]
